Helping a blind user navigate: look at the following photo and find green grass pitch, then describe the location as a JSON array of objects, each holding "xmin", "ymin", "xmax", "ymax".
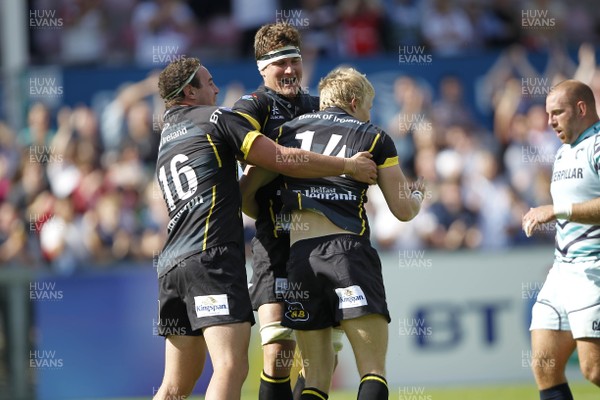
[{"xmin": 110, "ymin": 382, "xmax": 597, "ymax": 400}]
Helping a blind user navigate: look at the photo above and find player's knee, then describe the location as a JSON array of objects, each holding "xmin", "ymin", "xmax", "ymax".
[
  {"xmin": 260, "ymin": 321, "xmax": 295, "ymax": 345},
  {"xmin": 581, "ymin": 362, "xmax": 600, "ymax": 387},
  {"xmin": 214, "ymin": 357, "xmax": 249, "ymax": 384},
  {"xmin": 155, "ymin": 383, "xmax": 194, "ymax": 399},
  {"xmin": 331, "ymin": 328, "xmax": 344, "ymax": 353}
]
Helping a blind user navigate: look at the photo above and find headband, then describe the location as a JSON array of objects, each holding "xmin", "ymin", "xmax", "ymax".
[
  {"xmin": 165, "ymin": 65, "xmax": 201, "ymax": 100},
  {"xmin": 257, "ymin": 46, "xmax": 302, "ymax": 71}
]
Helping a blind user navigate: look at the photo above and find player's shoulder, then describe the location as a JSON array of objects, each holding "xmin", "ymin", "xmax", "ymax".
[
  {"xmin": 302, "ymin": 93, "xmax": 320, "ymax": 109},
  {"xmin": 233, "ymin": 89, "xmax": 270, "ymax": 108},
  {"xmin": 587, "ymin": 131, "xmax": 600, "ymax": 160}
]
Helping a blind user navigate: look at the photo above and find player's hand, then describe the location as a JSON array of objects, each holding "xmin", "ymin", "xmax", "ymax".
[
  {"xmin": 410, "ymin": 176, "xmax": 426, "ymax": 204},
  {"xmin": 522, "ymin": 205, "xmax": 555, "ymax": 237},
  {"xmin": 410, "ymin": 176, "xmax": 426, "ymax": 193},
  {"xmin": 346, "ymin": 152, "xmax": 377, "ymax": 184}
]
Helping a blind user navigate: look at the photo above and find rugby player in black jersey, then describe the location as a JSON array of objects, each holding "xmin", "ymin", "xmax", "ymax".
[
  {"xmin": 241, "ymin": 67, "xmax": 424, "ymax": 400},
  {"xmin": 152, "ymin": 58, "xmax": 377, "ymax": 400},
  {"xmin": 232, "ymin": 23, "xmax": 343, "ymax": 400}
]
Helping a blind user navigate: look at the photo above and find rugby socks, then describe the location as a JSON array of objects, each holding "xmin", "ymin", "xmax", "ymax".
[
  {"xmin": 539, "ymin": 383, "xmax": 573, "ymax": 400},
  {"xmin": 292, "ymin": 371, "xmax": 306, "ymax": 400},
  {"xmin": 259, "ymin": 370, "xmax": 292, "ymax": 400},
  {"xmin": 358, "ymin": 374, "xmax": 389, "ymax": 400},
  {"xmin": 300, "ymin": 387, "xmax": 328, "ymax": 400}
]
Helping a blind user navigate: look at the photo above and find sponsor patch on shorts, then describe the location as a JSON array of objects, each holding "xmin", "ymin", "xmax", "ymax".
[
  {"xmin": 336, "ymin": 285, "xmax": 368, "ymax": 309},
  {"xmin": 194, "ymin": 294, "xmax": 230, "ymax": 318},
  {"xmin": 285, "ymin": 300, "xmax": 309, "ymax": 322}
]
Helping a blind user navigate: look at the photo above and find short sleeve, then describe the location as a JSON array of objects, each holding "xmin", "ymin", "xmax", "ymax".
[
  {"xmin": 212, "ymin": 108, "xmax": 264, "ymax": 160},
  {"xmin": 593, "ymin": 135, "xmax": 600, "ymax": 175},
  {"xmin": 231, "ymin": 93, "xmax": 266, "ymax": 132},
  {"xmin": 370, "ymin": 130, "xmax": 399, "ymax": 169}
]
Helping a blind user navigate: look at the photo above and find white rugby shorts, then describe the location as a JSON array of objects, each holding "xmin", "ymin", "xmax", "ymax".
[{"xmin": 530, "ymin": 259, "xmax": 600, "ymax": 338}]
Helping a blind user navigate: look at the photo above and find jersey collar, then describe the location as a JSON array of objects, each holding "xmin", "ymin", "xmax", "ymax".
[
  {"xmin": 323, "ymin": 106, "xmax": 349, "ymax": 115},
  {"xmin": 571, "ymin": 120, "xmax": 600, "ymax": 147}
]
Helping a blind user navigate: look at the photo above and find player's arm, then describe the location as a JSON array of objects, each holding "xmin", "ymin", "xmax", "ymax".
[
  {"xmin": 522, "ymin": 199, "xmax": 600, "ymax": 237},
  {"xmin": 378, "ymin": 160, "xmax": 423, "ymax": 221},
  {"xmin": 218, "ymin": 108, "xmax": 376, "ymax": 182},
  {"xmin": 570, "ymin": 199, "xmax": 600, "ymax": 224},
  {"xmin": 244, "ymin": 134, "xmax": 377, "ymax": 183},
  {"xmin": 239, "ymin": 165, "xmax": 278, "ymax": 219}
]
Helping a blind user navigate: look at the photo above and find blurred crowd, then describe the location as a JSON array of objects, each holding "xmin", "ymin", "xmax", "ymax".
[
  {"xmin": 2, "ymin": 0, "xmax": 600, "ymax": 273},
  {"xmin": 29, "ymin": 0, "xmax": 600, "ymax": 66}
]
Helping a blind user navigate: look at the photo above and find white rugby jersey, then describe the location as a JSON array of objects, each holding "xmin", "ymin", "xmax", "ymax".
[{"xmin": 551, "ymin": 121, "xmax": 600, "ymax": 262}]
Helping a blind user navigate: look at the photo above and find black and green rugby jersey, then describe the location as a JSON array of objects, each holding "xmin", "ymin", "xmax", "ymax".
[
  {"xmin": 155, "ymin": 105, "xmax": 262, "ymax": 277},
  {"xmin": 279, "ymin": 107, "xmax": 399, "ymax": 237},
  {"xmin": 232, "ymin": 85, "xmax": 319, "ymax": 241}
]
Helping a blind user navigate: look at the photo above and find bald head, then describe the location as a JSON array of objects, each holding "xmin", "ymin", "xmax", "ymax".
[
  {"xmin": 546, "ymin": 79, "xmax": 600, "ymax": 144},
  {"xmin": 551, "ymin": 79, "xmax": 597, "ymax": 109}
]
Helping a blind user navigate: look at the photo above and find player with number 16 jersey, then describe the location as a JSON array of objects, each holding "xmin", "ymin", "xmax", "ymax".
[{"xmin": 156, "ymin": 106, "xmax": 260, "ymax": 280}]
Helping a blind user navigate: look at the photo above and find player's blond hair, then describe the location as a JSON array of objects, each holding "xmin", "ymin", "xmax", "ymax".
[{"xmin": 318, "ymin": 67, "xmax": 375, "ymax": 112}]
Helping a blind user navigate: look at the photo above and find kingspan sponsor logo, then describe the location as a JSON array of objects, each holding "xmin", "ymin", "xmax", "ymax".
[
  {"xmin": 335, "ymin": 285, "xmax": 368, "ymax": 309},
  {"xmin": 194, "ymin": 294, "xmax": 229, "ymax": 318}
]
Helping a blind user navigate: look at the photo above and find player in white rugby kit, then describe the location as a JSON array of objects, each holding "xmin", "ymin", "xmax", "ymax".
[{"xmin": 523, "ymin": 79, "xmax": 600, "ymax": 400}]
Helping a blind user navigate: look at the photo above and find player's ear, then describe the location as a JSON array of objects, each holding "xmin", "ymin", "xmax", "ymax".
[
  {"xmin": 349, "ymin": 97, "xmax": 358, "ymax": 113},
  {"xmin": 183, "ymin": 84, "xmax": 194, "ymax": 98},
  {"xmin": 577, "ymin": 100, "xmax": 586, "ymax": 116}
]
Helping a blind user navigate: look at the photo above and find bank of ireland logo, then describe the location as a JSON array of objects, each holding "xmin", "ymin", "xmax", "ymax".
[{"xmin": 285, "ymin": 300, "xmax": 309, "ymax": 322}]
